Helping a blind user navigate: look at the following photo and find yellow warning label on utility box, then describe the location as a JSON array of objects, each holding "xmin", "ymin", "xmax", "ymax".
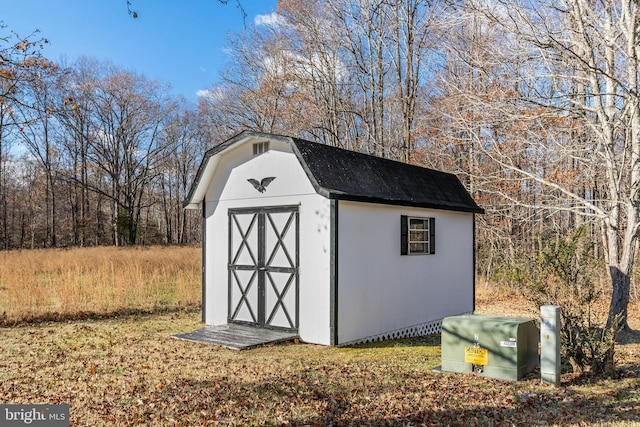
[{"xmin": 464, "ymin": 346, "xmax": 488, "ymax": 365}]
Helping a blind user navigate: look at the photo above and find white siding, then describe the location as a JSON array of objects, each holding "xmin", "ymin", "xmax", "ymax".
[
  {"xmin": 202, "ymin": 142, "xmax": 332, "ymax": 345},
  {"xmin": 337, "ymin": 201, "xmax": 474, "ymax": 344}
]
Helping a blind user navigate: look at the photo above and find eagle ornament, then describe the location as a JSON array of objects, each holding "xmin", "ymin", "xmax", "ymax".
[{"xmin": 247, "ymin": 177, "xmax": 276, "ymax": 193}]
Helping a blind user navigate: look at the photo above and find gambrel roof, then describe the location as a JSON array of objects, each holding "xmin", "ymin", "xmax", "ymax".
[{"xmin": 184, "ymin": 131, "xmax": 484, "ymax": 214}]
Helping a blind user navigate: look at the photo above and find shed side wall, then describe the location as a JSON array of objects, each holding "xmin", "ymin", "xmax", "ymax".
[{"xmin": 337, "ymin": 201, "xmax": 474, "ymax": 344}]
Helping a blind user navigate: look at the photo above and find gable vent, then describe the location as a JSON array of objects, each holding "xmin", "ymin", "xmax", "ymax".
[{"xmin": 253, "ymin": 141, "xmax": 270, "ymax": 155}]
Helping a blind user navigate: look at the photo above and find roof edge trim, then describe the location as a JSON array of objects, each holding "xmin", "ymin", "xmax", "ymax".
[
  {"xmin": 183, "ymin": 131, "xmax": 293, "ymax": 209},
  {"xmin": 325, "ymin": 192, "xmax": 485, "ymax": 214}
]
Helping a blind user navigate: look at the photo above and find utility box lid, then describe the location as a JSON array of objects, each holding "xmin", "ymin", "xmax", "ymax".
[{"xmin": 441, "ymin": 314, "xmax": 539, "ymax": 381}]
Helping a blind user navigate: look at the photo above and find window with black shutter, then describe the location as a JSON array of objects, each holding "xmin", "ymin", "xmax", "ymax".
[{"xmin": 401, "ymin": 215, "xmax": 435, "ymax": 255}]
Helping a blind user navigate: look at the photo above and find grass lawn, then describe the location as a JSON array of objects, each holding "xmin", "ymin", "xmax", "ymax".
[
  {"xmin": 1, "ymin": 306, "xmax": 639, "ymax": 426},
  {"xmin": 0, "ymin": 247, "xmax": 639, "ymax": 426}
]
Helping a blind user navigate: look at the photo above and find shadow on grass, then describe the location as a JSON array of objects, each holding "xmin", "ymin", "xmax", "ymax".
[
  {"xmin": 0, "ymin": 303, "xmax": 201, "ymax": 327},
  {"xmin": 137, "ymin": 368, "xmax": 640, "ymax": 426},
  {"xmin": 618, "ymin": 328, "xmax": 640, "ymax": 345}
]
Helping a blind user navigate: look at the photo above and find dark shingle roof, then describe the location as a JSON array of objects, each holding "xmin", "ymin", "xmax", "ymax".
[
  {"xmin": 184, "ymin": 131, "xmax": 483, "ymax": 214},
  {"xmin": 290, "ymin": 137, "xmax": 483, "ymax": 213}
]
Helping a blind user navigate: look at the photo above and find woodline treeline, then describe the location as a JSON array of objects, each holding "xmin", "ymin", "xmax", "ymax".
[{"xmin": 2, "ymin": 0, "xmax": 640, "ymax": 328}]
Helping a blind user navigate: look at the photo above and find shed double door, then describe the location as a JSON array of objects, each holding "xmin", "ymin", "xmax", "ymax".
[{"xmin": 228, "ymin": 206, "xmax": 299, "ymax": 331}]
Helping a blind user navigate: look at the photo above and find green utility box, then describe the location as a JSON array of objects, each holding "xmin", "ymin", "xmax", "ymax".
[{"xmin": 441, "ymin": 314, "xmax": 539, "ymax": 381}]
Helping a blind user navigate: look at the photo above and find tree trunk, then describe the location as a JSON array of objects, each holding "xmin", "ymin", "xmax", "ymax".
[
  {"xmin": 604, "ymin": 209, "xmax": 636, "ymax": 331},
  {"xmin": 113, "ymin": 199, "xmax": 119, "ymax": 247},
  {"xmin": 607, "ymin": 266, "xmax": 631, "ymax": 331}
]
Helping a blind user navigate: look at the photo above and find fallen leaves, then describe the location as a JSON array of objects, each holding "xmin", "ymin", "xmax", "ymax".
[{"xmin": 0, "ymin": 311, "xmax": 638, "ymax": 426}]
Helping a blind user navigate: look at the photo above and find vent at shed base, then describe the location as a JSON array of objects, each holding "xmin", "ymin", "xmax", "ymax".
[{"xmin": 340, "ymin": 318, "xmax": 443, "ymax": 346}]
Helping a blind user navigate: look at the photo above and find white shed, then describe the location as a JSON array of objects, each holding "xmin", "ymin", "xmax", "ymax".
[{"xmin": 184, "ymin": 131, "xmax": 484, "ymax": 346}]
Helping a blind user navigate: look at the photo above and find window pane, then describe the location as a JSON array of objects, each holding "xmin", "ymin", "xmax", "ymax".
[
  {"xmin": 410, "ymin": 230, "xmax": 427, "ymax": 241},
  {"xmin": 409, "ymin": 218, "xmax": 427, "ymax": 229},
  {"xmin": 410, "ymin": 242, "xmax": 427, "ymax": 253}
]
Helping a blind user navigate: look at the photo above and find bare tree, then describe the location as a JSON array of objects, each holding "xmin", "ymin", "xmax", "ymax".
[
  {"xmin": 0, "ymin": 24, "xmax": 48, "ymax": 111},
  {"xmin": 158, "ymin": 98, "xmax": 204, "ymax": 244},
  {"xmin": 56, "ymin": 57, "xmax": 102, "ymax": 246},
  {"xmin": 385, "ymin": 0, "xmax": 445, "ymax": 162},
  {"xmin": 0, "ymin": 24, "xmax": 48, "ymax": 249},
  {"xmin": 15, "ymin": 58, "xmax": 63, "ymax": 247},
  {"xmin": 425, "ymin": 6, "xmax": 538, "ymax": 279},
  {"xmin": 213, "ymin": 0, "xmax": 445, "ymax": 160},
  {"xmin": 463, "ymin": 0, "xmax": 640, "ymax": 330},
  {"xmin": 276, "ymin": 0, "xmax": 362, "ymax": 149},
  {"xmin": 213, "ymin": 23, "xmax": 312, "ymax": 135},
  {"xmin": 0, "ymin": 77, "xmax": 16, "ymax": 250},
  {"xmin": 84, "ymin": 64, "xmax": 174, "ymax": 245},
  {"xmin": 327, "ymin": 0, "xmax": 391, "ymax": 156}
]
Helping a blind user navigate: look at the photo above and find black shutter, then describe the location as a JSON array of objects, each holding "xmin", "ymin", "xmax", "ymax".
[
  {"xmin": 429, "ymin": 217, "xmax": 436, "ymax": 254},
  {"xmin": 400, "ymin": 215, "xmax": 408, "ymax": 255}
]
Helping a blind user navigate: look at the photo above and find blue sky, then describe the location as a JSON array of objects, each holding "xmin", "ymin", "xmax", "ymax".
[{"xmin": 1, "ymin": 0, "xmax": 280, "ymax": 102}]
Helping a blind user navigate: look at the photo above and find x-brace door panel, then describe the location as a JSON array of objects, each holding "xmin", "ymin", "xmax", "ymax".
[
  {"xmin": 228, "ymin": 206, "xmax": 299, "ymax": 331},
  {"xmin": 228, "ymin": 212, "xmax": 259, "ymax": 324}
]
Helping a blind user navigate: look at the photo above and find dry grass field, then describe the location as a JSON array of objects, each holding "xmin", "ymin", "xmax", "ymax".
[
  {"xmin": 0, "ymin": 246, "xmax": 202, "ymax": 324},
  {"xmin": 0, "ymin": 247, "xmax": 639, "ymax": 426}
]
